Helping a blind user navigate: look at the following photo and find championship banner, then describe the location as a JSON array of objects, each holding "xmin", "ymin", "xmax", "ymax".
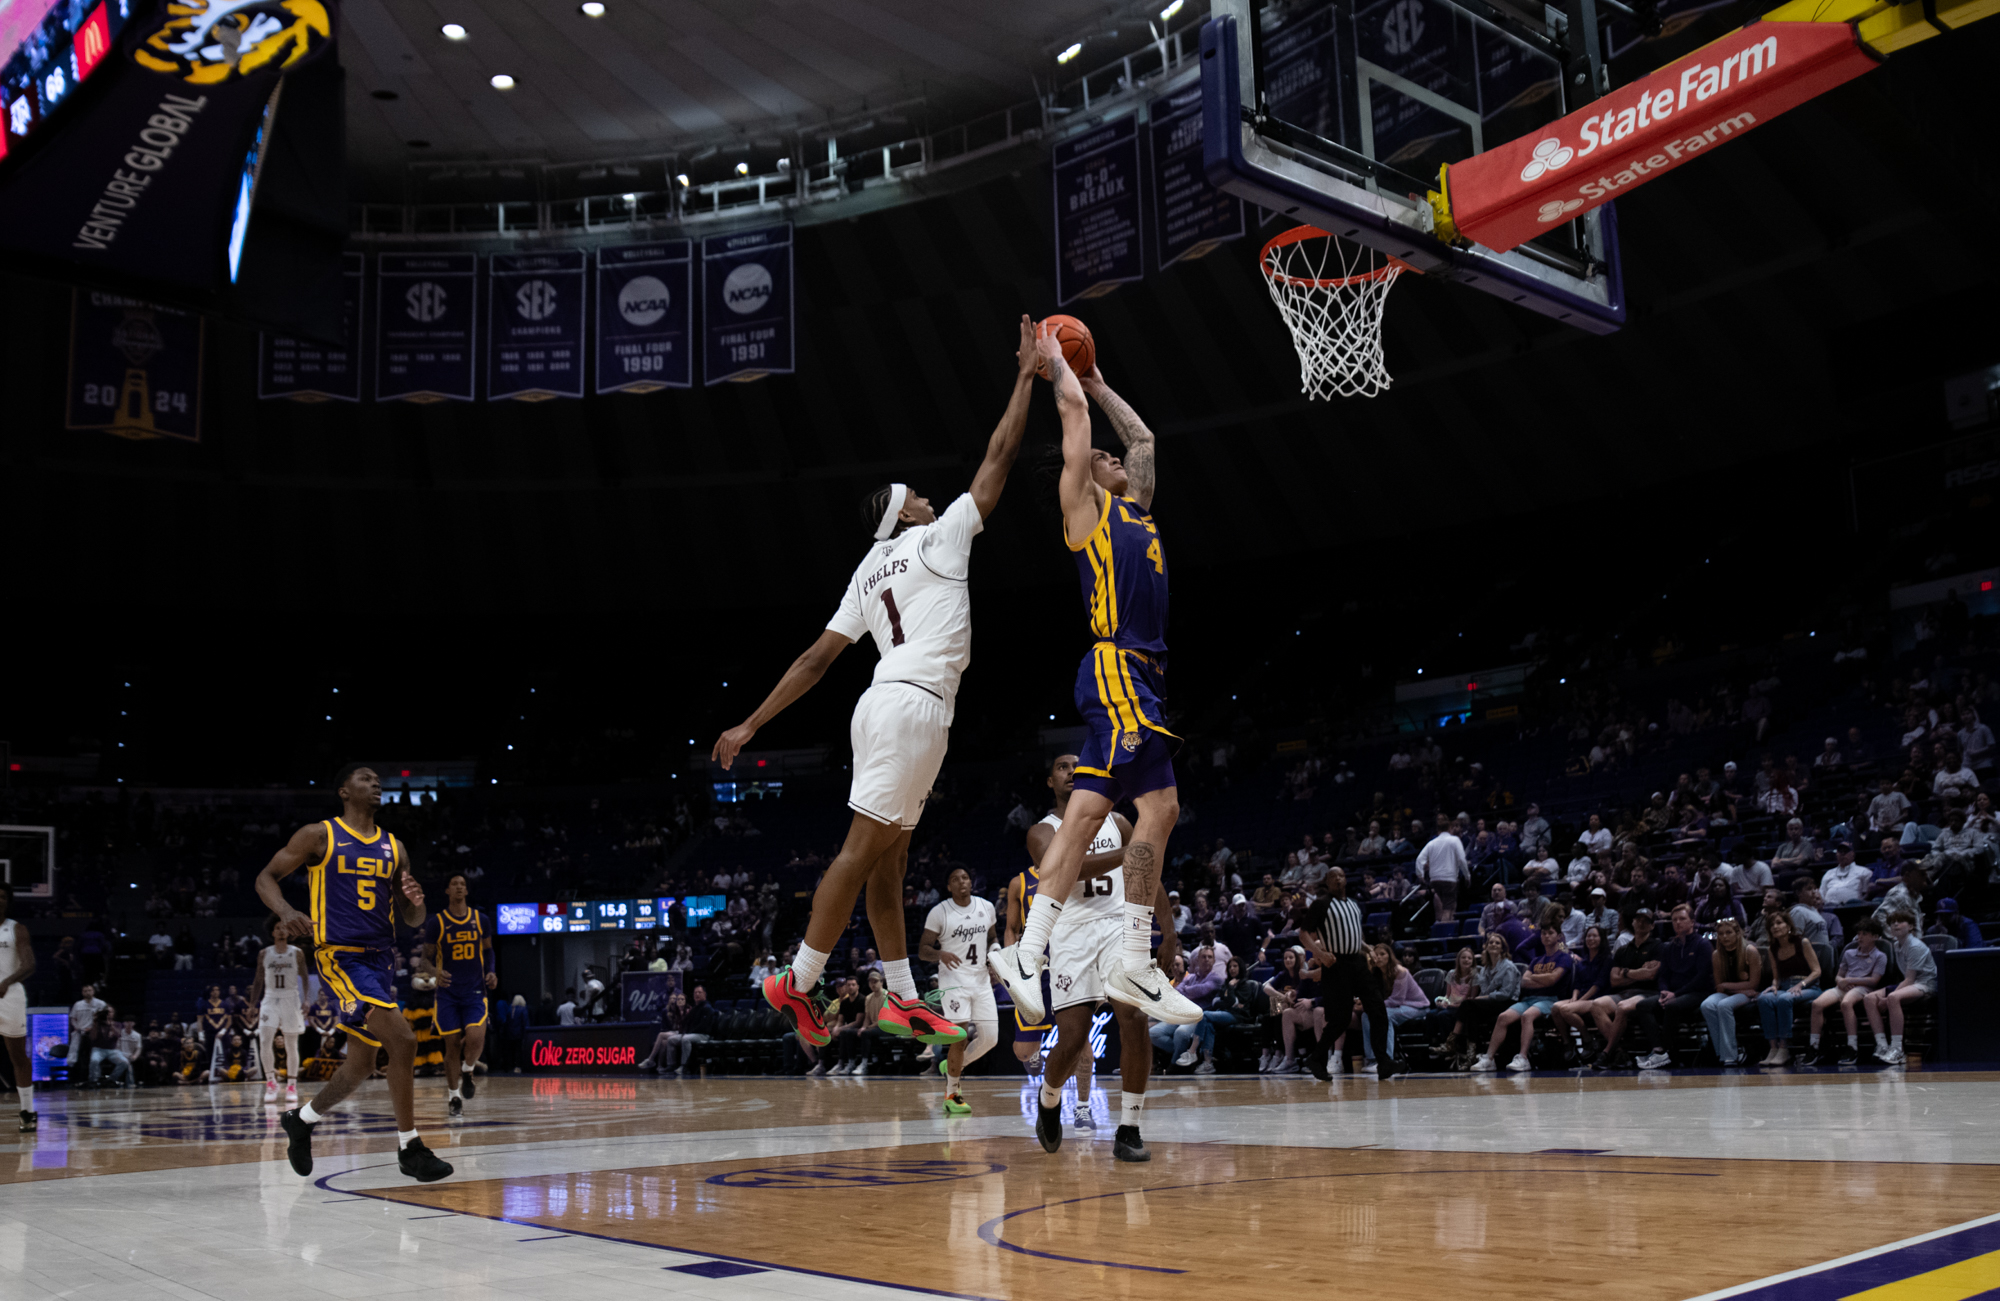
[
  {"xmin": 701, "ymin": 223, "xmax": 792, "ymax": 385},
  {"xmin": 1443, "ymin": 20, "xmax": 1878, "ymax": 253},
  {"xmin": 488, "ymin": 249, "xmax": 586, "ymax": 401},
  {"xmin": 376, "ymin": 252, "xmax": 476, "ymax": 402},
  {"xmin": 1053, "ymin": 115, "xmax": 1144, "ymax": 304},
  {"xmin": 596, "ymin": 241, "xmax": 692, "ymax": 393},
  {"xmin": 65, "ymin": 289, "xmax": 203, "ymax": 442},
  {"xmin": 1149, "ymin": 85, "xmax": 1243, "ymax": 270},
  {"xmin": 257, "ymin": 251, "xmax": 362, "ymax": 401}
]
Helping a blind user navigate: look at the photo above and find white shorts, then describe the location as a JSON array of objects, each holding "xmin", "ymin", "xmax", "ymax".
[
  {"xmin": 1049, "ymin": 914, "xmax": 1124, "ymax": 1013},
  {"xmin": 847, "ymin": 682, "xmax": 952, "ymax": 830},
  {"xmin": 261, "ymin": 1001, "xmax": 305, "ymax": 1035},
  {"xmin": 0, "ymin": 985, "xmax": 24, "ymax": 1039},
  {"xmin": 937, "ymin": 982, "xmax": 997, "ymax": 1025}
]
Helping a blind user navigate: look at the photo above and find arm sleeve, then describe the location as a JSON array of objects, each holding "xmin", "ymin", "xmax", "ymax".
[{"xmin": 826, "ymin": 574, "xmax": 868, "ymax": 641}]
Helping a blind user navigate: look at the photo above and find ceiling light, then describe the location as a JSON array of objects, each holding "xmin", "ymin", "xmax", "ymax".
[
  {"xmin": 1057, "ymin": 41, "xmax": 1083, "ymax": 63},
  {"xmin": 735, "ymin": 161, "xmax": 749, "ymax": 175},
  {"xmin": 623, "ymin": 192, "xmax": 636, "ymax": 203},
  {"xmin": 776, "ymin": 156, "xmax": 789, "ymax": 169},
  {"xmin": 490, "ymin": 73, "xmax": 515, "ymax": 89},
  {"xmin": 440, "ymin": 22, "xmax": 467, "ymax": 39},
  {"xmin": 1160, "ymin": 0, "xmax": 1184, "ymax": 17},
  {"xmin": 675, "ymin": 173, "xmax": 689, "ymax": 187},
  {"xmin": 579, "ymin": 1, "xmax": 605, "ymax": 13}
]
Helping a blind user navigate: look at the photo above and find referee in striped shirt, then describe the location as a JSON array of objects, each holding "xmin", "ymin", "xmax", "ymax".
[{"xmin": 1300, "ymin": 866, "xmax": 1396, "ymax": 1081}]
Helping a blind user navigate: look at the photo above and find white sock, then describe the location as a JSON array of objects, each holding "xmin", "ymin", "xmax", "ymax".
[
  {"xmin": 398, "ymin": 1128, "xmax": 419, "ymax": 1147},
  {"xmin": 1890, "ymin": 1034, "xmax": 1903, "ymax": 1049},
  {"xmin": 1809, "ymin": 1034, "xmax": 1820, "ymax": 1047},
  {"xmin": 884, "ymin": 958, "xmax": 917, "ymax": 1000},
  {"xmin": 299, "ymin": 1102, "xmax": 322, "ymax": 1124},
  {"xmin": 945, "ymin": 1073, "xmax": 961, "ymax": 1095},
  {"xmin": 791, "ymin": 943, "xmax": 830, "ymax": 989},
  {"xmin": 1019, "ymin": 897, "xmax": 1061, "ymax": 957},
  {"xmin": 1120, "ymin": 1090, "xmax": 1145, "ymax": 1129},
  {"xmin": 449, "ymin": 1087, "xmax": 461, "ymax": 1100},
  {"xmin": 1847, "ymin": 1034, "xmax": 1859, "ymax": 1049},
  {"xmin": 18, "ymin": 1085, "xmax": 32, "ymax": 1111},
  {"xmin": 1120, "ymin": 902, "xmax": 1155, "ymax": 972},
  {"xmin": 1039, "ymin": 1081, "xmax": 1063, "ymax": 1109}
]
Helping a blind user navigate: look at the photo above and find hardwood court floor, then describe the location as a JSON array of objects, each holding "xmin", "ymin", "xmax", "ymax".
[{"xmin": 5, "ymin": 1068, "xmax": 2000, "ymax": 1301}]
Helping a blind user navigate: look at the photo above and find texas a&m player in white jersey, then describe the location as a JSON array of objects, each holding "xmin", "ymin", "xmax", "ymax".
[
  {"xmin": 918, "ymin": 867, "xmax": 998, "ymax": 1116},
  {"xmin": 249, "ymin": 927, "xmax": 308, "ymax": 1106},
  {"xmin": 716, "ymin": 317, "xmax": 1037, "ymax": 1056},
  {"xmin": 0, "ymin": 883, "xmax": 38, "ymax": 1131}
]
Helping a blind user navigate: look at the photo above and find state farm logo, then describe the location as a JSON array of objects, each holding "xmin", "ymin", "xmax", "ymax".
[
  {"xmin": 1538, "ymin": 198, "xmax": 1586, "ymax": 223},
  {"xmin": 1519, "ymin": 137, "xmax": 1573, "ymax": 183}
]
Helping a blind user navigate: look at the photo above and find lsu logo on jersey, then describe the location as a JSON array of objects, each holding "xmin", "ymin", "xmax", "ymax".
[{"xmin": 134, "ymin": 0, "xmax": 333, "ymax": 85}]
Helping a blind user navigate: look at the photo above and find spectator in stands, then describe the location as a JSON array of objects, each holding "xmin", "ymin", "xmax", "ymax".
[
  {"xmin": 1384, "ymin": 822, "xmax": 1417, "ymax": 856},
  {"xmin": 1380, "ymin": 868, "xmax": 1417, "ymax": 902},
  {"xmin": 1581, "ymin": 814, "xmax": 1612, "ymax": 856},
  {"xmin": 1814, "ymin": 737, "xmax": 1843, "ymax": 770},
  {"xmin": 1863, "ymin": 912, "xmax": 1937, "ymax": 1066},
  {"xmin": 1631, "ymin": 905, "xmax": 1713, "ymax": 1070},
  {"xmin": 811, "ymin": 978, "xmax": 865, "ymax": 1076},
  {"xmin": 1724, "ymin": 852, "xmax": 1775, "ymax": 897},
  {"xmin": 1869, "ymin": 837, "xmax": 1910, "ymax": 898},
  {"xmin": 1928, "ymin": 898, "xmax": 1985, "ymax": 948},
  {"xmin": 1961, "ymin": 710, "xmax": 1996, "ymax": 772},
  {"xmin": 86, "ymin": 1009, "xmax": 134, "ymax": 1088},
  {"xmin": 1416, "ymin": 820, "xmax": 1469, "ymax": 923},
  {"xmin": 1756, "ymin": 911, "xmax": 1822, "ymax": 1065},
  {"xmin": 1808, "ymin": 918, "xmax": 1888, "ymax": 1064},
  {"xmin": 1521, "ymin": 845, "xmax": 1558, "ymax": 888},
  {"xmin": 1695, "ymin": 880, "xmax": 1747, "ymax": 931},
  {"xmin": 1478, "ymin": 884, "xmax": 1515, "ymax": 936},
  {"xmin": 1251, "ymin": 874, "xmax": 1284, "ymax": 921},
  {"xmin": 1699, "ymin": 918, "xmax": 1762, "ymax": 1066},
  {"xmin": 1758, "ymin": 772, "xmax": 1800, "ymax": 817},
  {"xmin": 1655, "ymin": 865, "xmax": 1692, "ymax": 913},
  {"xmin": 1744, "ymin": 687, "xmax": 1773, "ymax": 741},
  {"xmin": 1520, "ymin": 804, "xmax": 1551, "ymax": 855},
  {"xmin": 1933, "ymin": 749, "xmax": 1980, "ymax": 808},
  {"xmin": 1265, "ymin": 949, "xmax": 1314, "ymax": 1074},
  {"xmin": 1218, "ymin": 894, "xmax": 1260, "ymax": 957},
  {"xmin": 1566, "ymin": 841, "xmax": 1596, "ymax": 888},
  {"xmin": 1579, "ymin": 888, "xmax": 1620, "ymax": 941},
  {"xmin": 1921, "ymin": 808, "xmax": 1988, "ymax": 897},
  {"xmin": 1555, "ymin": 924, "xmax": 1613, "ymax": 1039},
  {"xmin": 1357, "ymin": 821, "xmax": 1387, "ymax": 858},
  {"xmin": 556, "ymin": 989, "xmax": 578, "ymax": 1025},
  {"xmin": 1476, "ymin": 922, "xmax": 1574, "ymax": 1072},
  {"xmin": 1360, "ymin": 943, "xmax": 1427, "ymax": 1071},
  {"xmin": 1873, "ymin": 863, "xmax": 1930, "ymax": 932},
  {"xmin": 1821, "ymin": 842, "xmax": 1869, "ymax": 905},
  {"xmin": 1441, "ymin": 934, "xmax": 1520, "ymax": 1066},
  {"xmin": 636, "ymin": 991, "xmax": 688, "ymax": 1075},
  {"xmin": 1669, "ymin": 805, "xmax": 1710, "ymax": 846},
  {"xmin": 1168, "ymin": 892, "xmax": 1192, "ymax": 934},
  {"xmin": 1771, "ymin": 819, "xmax": 1816, "ymax": 874},
  {"xmin": 1517, "ymin": 880, "xmax": 1551, "ymax": 931},
  {"xmin": 1641, "ymin": 792, "xmax": 1672, "ymax": 835}
]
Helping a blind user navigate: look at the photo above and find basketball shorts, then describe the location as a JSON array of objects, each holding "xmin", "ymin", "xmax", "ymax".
[
  {"xmin": 1014, "ymin": 970, "xmax": 1055, "ymax": 1042},
  {"xmin": 937, "ymin": 982, "xmax": 997, "ymax": 1026},
  {"xmin": 260, "ymin": 999, "xmax": 305, "ymax": 1036},
  {"xmin": 434, "ymin": 985, "xmax": 490, "ymax": 1035},
  {"xmin": 315, "ymin": 945, "xmax": 400, "ymax": 1047},
  {"xmin": 1050, "ymin": 915, "xmax": 1124, "ymax": 1013},
  {"xmin": 1072, "ymin": 644, "xmax": 1179, "ymax": 804},
  {"xmin": 0, "ymin": 984, "xmax": 24, "ymax": 1038},
  {"xmin": 848, "ymin": 680, "xmax": 953, "ymax": 830}
]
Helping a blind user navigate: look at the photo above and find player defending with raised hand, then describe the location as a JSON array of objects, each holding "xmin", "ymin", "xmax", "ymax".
[
  {"xmin": 917, "ymin": 867, "xmax": 998, "ymax": 1116},
  {"xmin": 249, "ymin": 924, "xmax": 307, "ymax": 1107},
  {"xmin": 421, "ymin": 872, "xmax": 495, "ymax": 1116},
  {"xmin": 992, "ymin": 332, "xmax": 1200, "ymax": 1028},
  {"xmin": 256, "ymin": 764, "xmax": 453, "ymax": 1183},
  {"xmin": 718, "ymin": 317, "xmax": 1039, "ymax": 1052}
]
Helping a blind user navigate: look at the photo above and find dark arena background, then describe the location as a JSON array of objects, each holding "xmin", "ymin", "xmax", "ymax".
[{"xmin": 2, "ymin": 0, "xmax": 1999, "ymax": 1297}]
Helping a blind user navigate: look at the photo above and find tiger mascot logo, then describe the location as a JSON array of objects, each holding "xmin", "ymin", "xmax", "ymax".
[{"xmin": 133, "ymin": 0, "xmax": 332, "ymax": 84}]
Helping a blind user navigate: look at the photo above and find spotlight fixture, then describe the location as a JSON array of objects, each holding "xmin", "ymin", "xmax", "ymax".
[
  {"xmin": 1056, "ymin": 41, "xmax": 1082, "ymax": 63},
  {"xmin": 440, "ymin": 22, "xmax": 467, "ymax": 39},
  {"xmin": 735, "ymin": 161, "xmax": 749, "ymax": 175},
  {"xmin": 776, "ymin": 156, "xmax": 790, "ymax": 169},
  {"xmin": 579, "ymin": 1, "xmax": 605, "ymax": 13},
  {"xmin": 675, "ymin": 173, "xmax": 689, "ymax": 187},
  {"xmin": 491, "ymin": 73, "xmax": 515, "ymax": 89},
  {"xmin": 1160, "ymin": 0, "xmax": 1183, "ymax": 17}
]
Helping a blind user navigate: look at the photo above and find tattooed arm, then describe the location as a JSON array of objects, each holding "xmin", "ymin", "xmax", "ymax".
[{"xmin": 1080, "ymin": 368, "xmax": 1157, "ymax": 510}]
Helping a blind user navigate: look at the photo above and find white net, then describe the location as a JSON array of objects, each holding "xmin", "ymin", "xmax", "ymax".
[{"xmin": 1261, "ymin": 227, "xmax": 1403, "ymax": 400}]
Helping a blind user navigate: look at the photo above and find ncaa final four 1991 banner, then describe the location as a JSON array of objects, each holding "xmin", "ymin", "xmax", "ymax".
[
  {"xmin": 376, "ymin": 252, "xmax": 476, "ymax": 403},
  {"xmin": 702, "ymin": 223, "xmax": 793, "ymax": 385},
  {"xmin": 596, "ymin": 242, "xmax": 693, "ymax": 393},
  {"xmin": 488, "ymin": 250, "xmax": 586, "ymax": 401}
]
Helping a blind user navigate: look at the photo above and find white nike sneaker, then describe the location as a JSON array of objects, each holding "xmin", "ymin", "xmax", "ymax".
[
  {"xmin": 1173, "ymin": 1048, "xmax": 1198, "ymax": 1068},
  {"xmin": 1471, "ymin": 1054, "xmax": 1496, "ymax": 1072},
  {"xmin": 989, "ymin": 945, "xmax": 1047, "ymax": 1025},
  {"xmin": 284, "ymin": 1081, "xmax": 298, "ymax": 1104},
  {"xmin": 1507, "ymin": 1054, "xmax": 1533, "ymax": 1072},
  {"xmin": 263, "ymin": 1080, "xmax": 278, "ymax": 1103},
  {"xmin": 1105, "ymin": 962, "xmax": 1202, "ymax": 1025}
]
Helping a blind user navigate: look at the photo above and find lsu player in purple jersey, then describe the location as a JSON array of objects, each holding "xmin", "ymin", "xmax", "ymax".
[
  {"xmin": 992, "ymin": 331, "xmax": 1201, "ymax": 1029},
  {"xmin": 420, "ymin": 873, "xmax": 495, "ymax": 1117},
  {"xmin": 255, "ymin": 764, "xmax": 452, "ymax": 1182}
]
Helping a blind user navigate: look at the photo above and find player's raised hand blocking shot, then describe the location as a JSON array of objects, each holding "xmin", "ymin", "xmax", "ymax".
[{"xmin": 716, "ymin": 316, "xmax": 1038, "ymax": 1066}]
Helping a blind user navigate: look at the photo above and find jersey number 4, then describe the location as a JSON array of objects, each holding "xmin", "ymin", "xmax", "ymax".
[{"xmin": 881, "ymin": 589, "xmax": 907, "ymax": 646}]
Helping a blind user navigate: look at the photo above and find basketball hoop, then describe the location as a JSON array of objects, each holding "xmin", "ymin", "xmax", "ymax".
[{"xmin": 1260, "ymin": 226, "xmax": 1408, "ymax": 401}]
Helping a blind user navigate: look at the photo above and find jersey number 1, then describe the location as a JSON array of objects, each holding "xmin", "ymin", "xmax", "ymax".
[{"xmin": 881, "ymin": 589, "xmax": 907, "ymax": 646}]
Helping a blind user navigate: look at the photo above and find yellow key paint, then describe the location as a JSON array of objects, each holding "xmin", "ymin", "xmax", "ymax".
[{"xmin": 1841, "ymin": 1249, "xmax": 2000, "ymax": 1301}]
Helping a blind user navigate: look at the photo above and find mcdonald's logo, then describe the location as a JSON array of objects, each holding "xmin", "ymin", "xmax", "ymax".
[{"xmin": 74, "ymin": 3, "xmax": 111, "ymax": 81}]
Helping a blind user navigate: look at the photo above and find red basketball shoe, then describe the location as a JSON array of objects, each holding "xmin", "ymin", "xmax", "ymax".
[
  {"xmin": 877, "ymin": 991, "xmax": 968, "ymax": 1045},
  {"xmin": 763, "ymin": 968, "xmax": 832, "ymax": 1047}
]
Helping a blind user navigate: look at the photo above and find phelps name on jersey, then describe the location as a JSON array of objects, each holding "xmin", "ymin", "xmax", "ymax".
[
  {"xmin": 827, "ymin": 491, "xmax": 984, "ymax": 716},
  {"xmin": 1066, "ymin": 490, "xmax": 1178, "ymax": 801}
]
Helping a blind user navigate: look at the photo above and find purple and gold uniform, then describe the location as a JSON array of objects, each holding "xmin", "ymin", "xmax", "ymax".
[
  {"xmin": 1067, "ymin": 489, "xmax": 1178, "ymax": 802},
  {"xmin": 308, "ymin": 817, "xmax": 406, "ymax": 1047},
  {"xmin": 431, "ymin": 907, "xmax": 490, "ymax": 1035},
  {"xmin": 1006, "ymin": 867, "xmax": 1054, "ymax": 1041}
]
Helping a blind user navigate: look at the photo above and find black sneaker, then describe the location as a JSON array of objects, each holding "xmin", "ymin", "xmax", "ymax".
[
  {"xmin": 1035, "ymin": 1100, "xmax": 1063, "ymax": 1154},
  {"xmin": 1113, "ymin": 1125, "xmax": 1150, "ymax": 1163},
  {"xmin": 279, "ymin": 1108, "xmax": 315, "ymax": 1176},
  {"xmin": 399, "ymin": 1137, "xmax": 454, "ymax": 1182},
  {"xmin": 18, "ymin": 1110, "xmax": 36, "ymax": 1133},
  {"xmin": 1309, "ymin": 1052, "xmax": 1332, "ymax": 1082},
  {"xmin": 1378, "ymin": 1057, "xmax": 1401, "ymax": 1082},
  {"xmin": 460, "ymin": 1075, "xmax": 475, "ymax": 1100},
  {"xmin": 447, "ymin": 1096, "xmax": 463, "ymax": 1117},
  {"xmin": 1836, "ymin": 1049, "xmax": 1860, "ymax": 1066}
]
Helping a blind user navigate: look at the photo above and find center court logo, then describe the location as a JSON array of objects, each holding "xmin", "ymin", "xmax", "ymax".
[
  {"xmin": 722, "ymin": 261, "xmax": 772, "ymax": 315},
  {"xmin": 1519, "ymin": 137, "xmax": 1573, "ymax": 183},
  {"xmin": 515, "ymin": 279, "xmax": 558, "ymax": 320},
  {"xmin": 405, "ymin": 282, "xmax": 448, "ymax": 322},
  {"xmin": 618, "ymin": 275, "xmax": 670, "ymax": 326}
]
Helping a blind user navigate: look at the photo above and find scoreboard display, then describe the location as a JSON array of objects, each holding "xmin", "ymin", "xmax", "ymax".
[
  {"xmin": 498, "ymin": 898, "xmax": 677, "ymax": 935},
  {"xmin": 0, "ymin": 0, "xmax": 126, "ymax": 164}
]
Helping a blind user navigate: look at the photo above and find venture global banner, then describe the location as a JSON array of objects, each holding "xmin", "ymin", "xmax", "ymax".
[
  {"xmin": 376, "ymin": 253, "xmax": 476, "ymax": 402},
  {"xmin": 1053, "ymin": 115, "xmax": 1143, "ymax": 304},
  {"xmin": 489, "ymin": 250, "xmax": 586, "ymax": 400},
  {"xmin": 597, "ymin": 242, "xmax": 692, "ymax": 393},
  {"xmin": 702, "ymin": 223, "xmax": 793, "ymax": 385}
]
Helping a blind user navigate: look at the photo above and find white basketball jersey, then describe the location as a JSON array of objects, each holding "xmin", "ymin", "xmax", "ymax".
[
  {"xmin": 1039, "ymin": 811, "xmax": 1126, "ymax": 925},
  {"xmin": 262, "ymin": 946, "xmax": 304, "ymax": 1008},
  {"xmin": 826, "ymin": 492, "xmax": 984, "ymax": 710},
  {"xmin": 923, "ymin": 896, "xmax": 997, "ymax": 989},
  {"xmin": 0, "ymin": 919, "xmax": 19, "ymax": 983}
]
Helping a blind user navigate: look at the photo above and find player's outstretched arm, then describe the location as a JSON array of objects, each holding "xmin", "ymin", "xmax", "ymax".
[
  {"xmin": 1041, "ymin": 332, "xmax": 1101, "ymax": 547},
  {"xmin": 256, "ymin": 823, "xmax": 326, "ymax": 941},
  {"xmin": 1080, "ymin": 367, "xmax": 1156, "ymax": 511},
  {"xmin": 967, "ymin": 315, "xmax": 1040, "ymax": 520},
  {"xmin": 713, "ymin": 629, "xmax": 853, "ymax": 771}
]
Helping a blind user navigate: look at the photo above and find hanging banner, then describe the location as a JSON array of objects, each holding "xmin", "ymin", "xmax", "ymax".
[
  {"xmin": 375, "ymin": 252, "xmax": 476, "ymax": 402},
  {"xmin": 65, "ymin": 289, "xmax": 204, "ymax": 442},
  {"xmin": 258, "ymin": 251, "xmax": 362, "ymax": 401},
  {"xmin": 702, "ymin": 223, "xmax": 793, "ymax": 384},
  {"xmin": 1053, "ymin": 115, "xmax": 1143, "ymax": 304},
  {"xmin": 596, "ymin": 241, "xmax": 692, "ymax": 393},
  {"xmin": 488, "ymin": 249, "xmax": 586, "ymax": 401},
  {"xmin": 1149, "ymin": 85, "xmax": 1244, "ymax": 270}
]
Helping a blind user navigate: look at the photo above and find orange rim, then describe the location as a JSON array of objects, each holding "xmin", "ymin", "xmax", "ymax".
[{"xmin": 1260, "ymin": 225, "xmax": 1410, "ymax": 289}]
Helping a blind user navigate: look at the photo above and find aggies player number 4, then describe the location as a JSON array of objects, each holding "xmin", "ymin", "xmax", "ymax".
[
  {"xmin": 714, "ymin": 317, "xmax": 1038, "ymax": 1058},
  {"xmin": 917, "ymin": 866, "xmax": 999, "ymax": 1115}
]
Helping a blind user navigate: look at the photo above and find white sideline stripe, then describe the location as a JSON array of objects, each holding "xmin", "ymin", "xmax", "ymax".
[{"xmin": 1681, "ymin": 1209, "xmax": 2000, "ymax": 1300}]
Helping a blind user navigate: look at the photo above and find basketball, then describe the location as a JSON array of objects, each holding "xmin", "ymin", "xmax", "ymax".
[{"xmin": 1036, "ymin": 314, "xmax": 1095, "ymax": 379}]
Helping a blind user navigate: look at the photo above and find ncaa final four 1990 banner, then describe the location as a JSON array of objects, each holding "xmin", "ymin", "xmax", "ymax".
[
  {"xmin": 488, "ymin": 250, "xmax": 586, "ymax": 401},
  {"xmin": 596, "ymin": 242, "xmax": 692, "ymax": 394},
  {"xmin": 376, "ymin": 252, "xmax": 476, "ymax": 403},
  {"xmin": 702, "ymin": 223, "xmax": 793, "ymax": 385}
]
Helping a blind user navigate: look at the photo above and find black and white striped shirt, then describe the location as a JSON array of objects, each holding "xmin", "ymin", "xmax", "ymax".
[{"xmin": 1309, "ymin": 895, "xmax": 1367, "ymax": 957}]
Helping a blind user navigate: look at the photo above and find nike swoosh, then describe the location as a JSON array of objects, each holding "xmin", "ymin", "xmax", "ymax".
[{"xmin": 1133, "ymin": 983, "xmax": 1163, "ymax": 1001}]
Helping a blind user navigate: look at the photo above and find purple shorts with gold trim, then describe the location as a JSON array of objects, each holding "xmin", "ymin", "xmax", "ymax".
[
  {"xmin": 314, "ymin": 945, "xmax": 399, "ymax": 1047},
  {"xmin": 1071, "ymin": 643, "xmax": 1179, "ymax": 805}
]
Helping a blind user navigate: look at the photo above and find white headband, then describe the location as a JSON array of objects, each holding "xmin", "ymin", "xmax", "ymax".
[{"xmin": 874, "ymin": 483, "xmax": 908, "ymax": 540}]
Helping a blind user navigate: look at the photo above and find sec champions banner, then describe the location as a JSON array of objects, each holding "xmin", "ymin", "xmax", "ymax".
[{"xmin": 488, "ymin": 249, "xmax": 586, "ymax": 401}]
